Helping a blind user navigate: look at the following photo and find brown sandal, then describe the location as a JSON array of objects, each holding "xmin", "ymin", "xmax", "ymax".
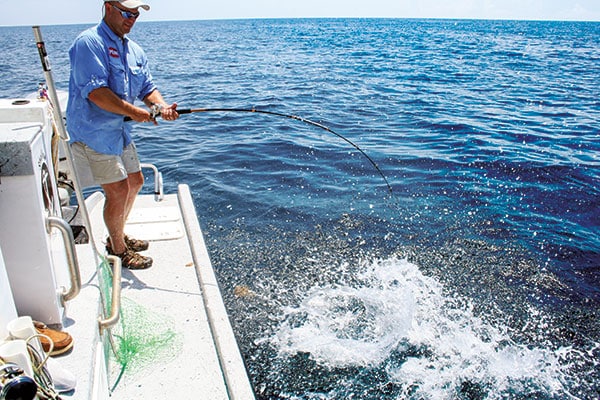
[
  {"xmin": 114, "ymin": 249, "xmax": 153, "ymax": 270},
  {"xmin": 106, "ymin": 235, "xmax": 149, "ymax": 253}
]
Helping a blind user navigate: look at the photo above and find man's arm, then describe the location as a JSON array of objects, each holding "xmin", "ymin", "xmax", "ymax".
[{"xmin": 88, "ymin": 87, "xmax": 153, "ymax": 122}]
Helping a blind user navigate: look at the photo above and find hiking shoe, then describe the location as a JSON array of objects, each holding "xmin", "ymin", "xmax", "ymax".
[
  {"xmin": 114, "ymin": 248, "xmax": 153, "ymax": 270},
  {"xmin": 106, "ymin": 235, "xmax": 149, "ymax": 253},
  {"xmin": 33, "ymin": 321, "xmax": 74, "ymax": 356}
]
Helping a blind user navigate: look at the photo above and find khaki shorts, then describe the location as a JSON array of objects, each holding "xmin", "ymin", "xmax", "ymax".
[{"xmin": 71, "ymin": 142, "xmax": 141, "ymax": 186}]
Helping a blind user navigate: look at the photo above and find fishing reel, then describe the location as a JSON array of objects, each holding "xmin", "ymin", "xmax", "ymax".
[
  {"xmin": 0, "ymin": 362, "xmax": 37, "ymax": 400},
  {"xmin": 150, "ymin": 103, "xmax": 163, "ymax": 120}
]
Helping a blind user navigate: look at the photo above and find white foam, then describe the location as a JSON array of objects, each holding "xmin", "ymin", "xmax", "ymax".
[{"xmin": 272, "ymin": 257, "xmax": 571, "ymax": 398}]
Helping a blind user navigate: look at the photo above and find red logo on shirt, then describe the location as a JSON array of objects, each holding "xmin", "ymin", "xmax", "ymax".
[{"xmin": 108, "ymin": 47, "xmax": 119, "ymax": 58}]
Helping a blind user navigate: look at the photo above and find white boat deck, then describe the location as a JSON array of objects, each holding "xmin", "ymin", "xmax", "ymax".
[
  {"xmin": 58, "ymin": 185, "xmax": 254, "ymax": 399},
  {"xmin": 0, "ymin": 94, "xmax": 253, "ymax": 399}
]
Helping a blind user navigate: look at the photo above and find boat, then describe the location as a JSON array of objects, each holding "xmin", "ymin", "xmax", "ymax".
[{"xmin": 0, "ymin": 29, "xmax": 255, "ymax": 400}]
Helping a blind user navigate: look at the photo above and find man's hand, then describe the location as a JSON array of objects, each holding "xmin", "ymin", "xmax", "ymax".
[
  {"xmin": 129, "ymin": 106, "xmax": 153, "ymax": 123},
  {"xmin": 143, "ymin": 90, "xmax": 178, "ymax": 123},
  {"xmin": 159, "ymin": 103, "xmax": 179, "ymax": 121}
]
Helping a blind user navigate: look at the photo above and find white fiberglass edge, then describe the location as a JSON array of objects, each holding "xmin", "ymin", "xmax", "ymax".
[{"xmin": 178, "ymin": 184, "xmax": 255, "ymax": 400}]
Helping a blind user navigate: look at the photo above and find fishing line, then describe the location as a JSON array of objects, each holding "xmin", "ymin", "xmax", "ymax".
[{"xmin": 130, "ymin": 107, "xmax": 394, "ymax": 196}]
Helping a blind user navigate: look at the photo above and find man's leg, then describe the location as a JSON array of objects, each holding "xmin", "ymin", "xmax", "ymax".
[
  {"xmin": 102, "ymin": 174, "xmax": 152, "ymax": 269},
  {"xmin": 102, "ymin": 178, "xmax": 130, "ymax": 255},
  {"xmin": 103, "ymin": 171, "xmax": 144, "ymax": 254},
  {"xmin": 123, "ymin": 171, "xmax": 144, "ymax": 222}
]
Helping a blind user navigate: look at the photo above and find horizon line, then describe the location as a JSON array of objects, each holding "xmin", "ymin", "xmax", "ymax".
[{"xmin": 2, "ymin": 15, "xmax": 600, "ymax": 28}]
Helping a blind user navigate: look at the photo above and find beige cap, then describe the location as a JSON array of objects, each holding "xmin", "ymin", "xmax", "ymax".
[{"xmin": 107, "ymin": 0, "xmax": 150, "ymax": 11}]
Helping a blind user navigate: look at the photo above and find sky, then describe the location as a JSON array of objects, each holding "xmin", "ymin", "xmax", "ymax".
[{"xmin": 1, "ymin": 0, "xmax": 600, "ymax": 27}]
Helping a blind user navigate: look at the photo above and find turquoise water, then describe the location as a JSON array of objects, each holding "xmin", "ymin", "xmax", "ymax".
[{"xmin": 1, "ymin": 18, "xmax": 598, "ymax": 399}]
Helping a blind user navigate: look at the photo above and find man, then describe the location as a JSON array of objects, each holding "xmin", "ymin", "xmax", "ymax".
[{"xmin": 67, "ymin": 0, "xmax": 179, "ymax": 269}]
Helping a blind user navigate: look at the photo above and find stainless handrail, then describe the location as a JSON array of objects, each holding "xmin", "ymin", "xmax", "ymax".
[
  {"xmin": 140, "ymin": 163, "xmax": 164, "ymax": 202},
  {"xmin": 46, "ymin": 216, "xmax": 81, "ymax": 303},
  {"xmin": 98, "ymin": 255, "xmax": 122, "ymax": 334}
]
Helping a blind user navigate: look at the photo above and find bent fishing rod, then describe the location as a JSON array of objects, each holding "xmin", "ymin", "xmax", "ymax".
[{"xmin": 128, "ymin": 106, "xmax": 393, "ymax": 196}]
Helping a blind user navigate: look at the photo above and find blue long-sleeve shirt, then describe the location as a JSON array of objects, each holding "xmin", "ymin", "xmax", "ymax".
[{"xmin": 67, "ymin": 20, "xmax": 156, "ymax": 155}]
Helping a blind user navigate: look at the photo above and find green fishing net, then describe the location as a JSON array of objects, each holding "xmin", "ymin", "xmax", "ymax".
[{"xmin": 98, "ymin": 257, "xmax": 182, "ymax": 391}]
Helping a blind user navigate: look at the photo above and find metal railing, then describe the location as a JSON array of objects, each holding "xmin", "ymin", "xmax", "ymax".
[
  {"xmin": 140, "ymin": 163, "xmax": 164, "ymax": 202},
  {"xmin": 46, "ymin": 216, "xmax": 81, "ymax": 303},
  {"xmin": 98, "ymin": 255, "xmax": 122, "ymax": 334}
]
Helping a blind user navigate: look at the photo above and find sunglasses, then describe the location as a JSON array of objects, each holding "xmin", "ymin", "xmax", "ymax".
[{"xmin": 111, "ymin": 4, "xmax": 140, "ymax": 19}]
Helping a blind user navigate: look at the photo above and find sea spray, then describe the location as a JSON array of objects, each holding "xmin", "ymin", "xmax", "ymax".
[{"xmin": 271, "ymin": 257, "xmax": 571, "ymax": 399}]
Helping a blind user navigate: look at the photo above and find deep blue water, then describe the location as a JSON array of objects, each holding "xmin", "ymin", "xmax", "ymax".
[{"xmin": 1, "ymin": 18, "xmax": 599, "ymax": 399}]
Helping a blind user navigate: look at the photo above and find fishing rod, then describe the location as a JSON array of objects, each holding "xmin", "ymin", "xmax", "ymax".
[{"xmin": 130, "ymin": 106, "xmax": 394, "ymax": 196}]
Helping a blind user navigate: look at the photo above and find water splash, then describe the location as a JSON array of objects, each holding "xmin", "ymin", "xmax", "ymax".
[{"xmin": 271, "ymin": 257, "xmax": 573, "ymax": 399}]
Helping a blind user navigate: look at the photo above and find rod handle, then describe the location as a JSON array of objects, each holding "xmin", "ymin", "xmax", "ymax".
[{"xmin": 123, "ymin": 108, "xmax": 191, "ymax": 122}]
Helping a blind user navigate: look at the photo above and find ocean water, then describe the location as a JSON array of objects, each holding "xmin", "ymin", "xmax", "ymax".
[{"xmin": 1, "ymin": 18, "xmax": 599, "ymax": 399}]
